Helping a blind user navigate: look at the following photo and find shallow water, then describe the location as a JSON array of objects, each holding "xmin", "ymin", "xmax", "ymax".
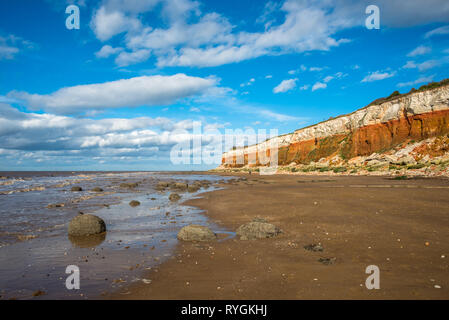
[{"xmin": 0, "ymin": 172, "xmax": 234, "ymax": 299}]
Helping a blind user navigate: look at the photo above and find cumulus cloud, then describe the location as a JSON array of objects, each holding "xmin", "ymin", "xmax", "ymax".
[
  {"xmin": 361, "ymin": 71, "xmax": 396, "ymax": 82},
  {"xmin": 273, "ymin": 78, "xmax": 298, "ymax": 93},
  {"xmin": 88, "ymin": 0, "xmax": 449, "ymax": 68},
  {"xmin": 95, "ymin": 45, "xmax": 123, "ymax": 58},
  {"xmin": 9, "ymin": 74, "xmax": 217, "ymax": 114},
  {"xmin": 90, "ymin": 0, "xmax": 353, "ymax": 67},
  {"xmin": 0, "ymin": 102, "xmax": 227, "ymax": 168}
]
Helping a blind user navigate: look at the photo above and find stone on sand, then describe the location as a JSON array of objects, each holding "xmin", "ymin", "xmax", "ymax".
[
  {"xmin": 68, "ymin": 214, "xmax": 106, "ymax": 236},
  {"xmin": 169, "ymin": 193, "xmax": 181, "ymax": 202},
  {"xmin": 120, "ymin": 182, "xmax": 138, "ymax": 189},
  {"xmin": 236, "ymin": 221, "xmax": 281, "ymax": 240},
  {"xmin": 187, "ymin": 185, "xmax": 200, "ymax": 192},
  {"xmin": 91, "ymin": 187, "xmax": 104, "ymax": 192},
  {"xmin": 129, "ymin": 200, "xmax": 141, "ymax": 207},
  {"xmin": 177, "ymin": 224, "xmax": 217, "ymax": 242},
  {"xmin": 71, "ymin": 186, "xmax": 83, "ymax": 192}
]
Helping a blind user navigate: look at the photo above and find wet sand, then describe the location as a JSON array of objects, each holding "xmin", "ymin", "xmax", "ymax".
[{"xmin": 110, "ymin": 173, "xmax": 449, "ymax": 299}]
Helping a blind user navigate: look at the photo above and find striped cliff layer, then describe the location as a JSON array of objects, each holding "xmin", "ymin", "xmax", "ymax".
[{"xmin": 219, "ymin": 82, "xmax": 449, "ymax": 168}]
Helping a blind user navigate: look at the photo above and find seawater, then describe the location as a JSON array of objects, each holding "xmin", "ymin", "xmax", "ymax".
[{"xmin": 0, "ymin": 172, "xmax": 233, "ymax": 299}]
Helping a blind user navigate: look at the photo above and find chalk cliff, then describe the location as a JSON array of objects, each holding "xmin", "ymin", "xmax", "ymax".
[{"xmin": 218, "ymin": 79, "xmax": 449, "ymax": 175}]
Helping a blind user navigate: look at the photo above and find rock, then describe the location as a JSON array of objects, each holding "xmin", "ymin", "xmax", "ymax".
[
  {"xmin": 71, "ymin": 186, "xmax": 83, "ymax": 192},
  {"xmin": 32, "ymin": 290, "xmax": 46, "ymax": 297},
  {"xmin": 304, "ymin": 244, "xmax": 324, "ymax": 252},
  {"xmin": 187, "ymin": 185, "xmax": 200, "ymax": 193},
  {"xmin": 171, "ymin": 182, "xmax": 188, "ymax": 191},
  {"xmin": 129, "ymin": 200, "xmax": 140, "ymax": 207},
  {"xmin": 169, "ymin": 193, "xmax": 181, "ymax": 202},
  {"xmin": 177, "ymin": 225, "xmax": 217, "ymax": 242},
  {"xmin": 68, "ymin": 214, "xmax": 106, "ymax": 236},
  {"xmin": 91, "ymin": 187, "xmax": 104, "ymax": 192},
  {"xmin": 395, "ymin": 155, "xmax": 416, "ymax": 165},
  {"xmin": 157, "ymin": 181, "xmax": 171, "ymax": 188},
  {"xmin": 120, "ymin": 182, "xmax": 138, "ymax": 189},
  {"xmin": 236, "ymin": 221, "xmax": 281, "ymax": 240},
  {"xmin": 47, "ymin": 203, "xmax": 65, "ymax": 208},
  {"xmin": 318, "ymin": 257, "xmax": 336, "ymax": 265}
]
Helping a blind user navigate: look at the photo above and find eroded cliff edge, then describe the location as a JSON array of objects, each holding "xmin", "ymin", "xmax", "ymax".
[{"xmin": 217, "ymin": 79, "xmax": 449, "ymax": 176}]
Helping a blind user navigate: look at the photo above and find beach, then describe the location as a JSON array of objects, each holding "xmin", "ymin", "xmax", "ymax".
[{"xmin": 109, "ymin": 173, "xmax": 449, "ymax": 299}]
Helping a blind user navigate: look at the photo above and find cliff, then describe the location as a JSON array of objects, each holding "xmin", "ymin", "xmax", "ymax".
[{"xmin": 218, "ymin": 79, "xmax": 449, "ymax": 176}]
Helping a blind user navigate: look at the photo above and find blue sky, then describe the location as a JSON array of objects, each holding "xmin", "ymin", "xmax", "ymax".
[{"xmin": 1, "ymin": 0, "xmax": 449, "ymax": 171}]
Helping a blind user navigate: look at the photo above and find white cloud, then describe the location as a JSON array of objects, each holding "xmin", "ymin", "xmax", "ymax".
[
  {"xmin": 407, "ymin": 45, "xmax": 431, "ymax": 57},
  {"xmin": 115, "ymin": 49, "xmax": 151, "ymax": 66},
  {"xmin": 0, "ymin": 102, "xmax": 230, "ymax": 168},
  {"xmin": 9, "ymin": 74, "xmax": 217, "ymax": 114},
  {"xmin": 265, "ymin": 75, "xmax": 273, "ymax": 79},
  {"xmin": 0, "ymin": 34, "xmax": 34, "ymax": 60},
  {"xmin": 403, "ymin": 59, "xmax": 440, "ymax": 71},
  {"xmin": 312, "ymin": 82, "xmax": 327, "ymax": 91},
  {"xmin": 361, "ymin": 71, "xmax": 396, "ymax": 82},
  {"xmin": 299, "ymin": 85, "xmax": 309, "ymax": 90},
  {"xmin": 323, "ymin": 76, "xmax": 334, "ymax": 83},
  {"xmin": 91, "ymin": 6, "xmax": 142, "ymax": 41},
  {"xmin": 424, "ymin": 25, "xmax": 449, "ymax": 38},
  {"xmin": 273, "ymin": 78, "xmax": 298, "ymax": 93},
  {"xmin": 95, "ymin": 45, "xmax": 123, "ymax": 58},
  {"xmin": 397, "ymin": 75, "xmax": 434, "ymax": 87}
]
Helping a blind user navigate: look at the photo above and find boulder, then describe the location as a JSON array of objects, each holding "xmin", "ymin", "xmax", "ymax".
[
  {"xmin": 169, "ymin": 193, "xmax": 181, "ymax": 201},
  {"xmin": 120, "ymin": 182, "xmax": 138, "ymax": 189},
  {"xmin": 71, "ymin": 186, "xmax": 83, "ymax": 192},
  {"xmin": 177, "ymin": 224, "xmax": 217, "ymax": 242},
  {"xmin": 187, "ymin": 185, "xmax": 200, "ymax": 193},
  {"xmin": 91, "ymin": 187, "xmax": 104, "ymax": 192},
  {"xmin": 129, "ymin": 200, "xmax": 140, "ymax": 207},
  {"xmin": 236, "ymin": 221, "xmax": 281, "ymax": 240},
  {"xmin": 68, "ymin": 214, "xmax": 106, "ymax": 236},
  {"xmin": 171, "ymin": 182, "xmax": 188, "ymax": 191}
]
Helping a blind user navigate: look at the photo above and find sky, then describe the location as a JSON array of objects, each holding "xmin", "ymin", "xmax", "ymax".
[{"xmin": 0, "ymin": 0, "xmax": 449, "ymax": 171}]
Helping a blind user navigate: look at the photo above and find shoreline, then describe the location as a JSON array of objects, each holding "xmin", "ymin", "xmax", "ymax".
[{"xmin": 108, "ymin": 172, "xmax": 449, "ymax": 299}]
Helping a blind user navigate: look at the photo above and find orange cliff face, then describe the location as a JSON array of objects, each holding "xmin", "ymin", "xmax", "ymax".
[{"xmin": 220, "ymin": 84, "xmax": 449, "ymax": 168}]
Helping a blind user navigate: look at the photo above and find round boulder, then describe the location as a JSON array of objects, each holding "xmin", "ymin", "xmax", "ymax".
[
  {"xmin": 71, "ymin": 186, "xmax": 83, "ymax": 192},
  {"xmin": 68, "ymin": 214, "xmax": 106, "ymax": 236},
  {"xmin": 177, "ymin": 224, "xmax": 217, "ymax": 242},
  {"xmin": 236, "ymin": 221, "xmax": 281, "ymax": 240},
  {"xmin": 91, "ymin": 187, "xmax": 104, "ymax": 192},
  {"xmin": 169, "ymin": 193, "xmax": 181, "ymax": 202},
  {"xmin": 129, "ymin": 200, "xmax": 140, "ymax": 207}
]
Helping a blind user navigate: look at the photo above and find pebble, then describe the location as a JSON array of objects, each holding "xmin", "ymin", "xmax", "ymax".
[{"xmin": 434, "ymin": 285, "xmax": 441, "ymax": 289}]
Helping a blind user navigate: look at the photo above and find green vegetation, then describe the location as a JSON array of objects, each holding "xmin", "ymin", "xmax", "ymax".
[
  {"xmin": 392, "ymin": 175, "xmax": 408, "ymax": 180},
  {"xmin": 333, "ymin": 167, "xmax": 347, "ymax": 173},
  {"xmin": 407, "ymin": 163, "xmax": 426, "ymax": 169}
]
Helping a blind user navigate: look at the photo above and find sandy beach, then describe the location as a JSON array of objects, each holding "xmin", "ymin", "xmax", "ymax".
[{"xmin": 109, "ymin": 173, "xmax": 449, "ymax": 300}]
